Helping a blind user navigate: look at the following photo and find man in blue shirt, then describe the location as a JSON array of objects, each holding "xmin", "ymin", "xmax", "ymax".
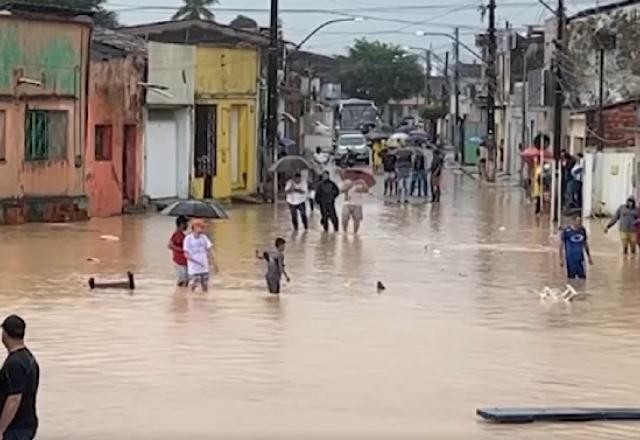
[{"xmin": 559, "ymin": 215, "xmax": 593, "ymax": 279}]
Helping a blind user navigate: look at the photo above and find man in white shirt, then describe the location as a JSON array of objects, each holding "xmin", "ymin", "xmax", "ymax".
[
  {"xmin": 285, "ymin": 173, "xmax": 309, "ymax": 231},
  {"xmin": 313, "ymin": 146, "xmax": 330, "ymax": 171},
  {"xmin": 183, "ymin": 219, "xmax": 217, "ymax": 292}
]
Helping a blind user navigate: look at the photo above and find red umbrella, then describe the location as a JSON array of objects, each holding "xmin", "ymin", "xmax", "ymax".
[
  {"xmin": 520, "ymin": 147, "xmax": 552, "ymax": 161},
  {"xmin": 341, "ymin": 168, "xmax": 376, "ymax": 187}
]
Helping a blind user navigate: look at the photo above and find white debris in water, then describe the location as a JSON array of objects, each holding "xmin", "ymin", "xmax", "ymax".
[
  {"xmin": 498, "ymin": 226, "xmax": 507, "ymax": 232},
  {"xmin": 537, "ymin": 285, "xmax": 588, "ymax": 303},
  {"xmin": 100, "ymin": 235, "xmax": 120, "ymax": 241}
]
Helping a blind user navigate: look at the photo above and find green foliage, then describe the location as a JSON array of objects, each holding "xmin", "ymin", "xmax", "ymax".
[
  {"xmin": 172, "ymin": 0, "xmax": 220, "ymax": 21},
  {"xmin": 15, "ymin": 0, "xmax": 119, "ymax": 28},
  {"xmin": 338, "ymin": 39, "xmax": 424, "ymax": 106},
  {"xmin": 420, "ymin": 103, "xmax": 448, "ymax": 120}
]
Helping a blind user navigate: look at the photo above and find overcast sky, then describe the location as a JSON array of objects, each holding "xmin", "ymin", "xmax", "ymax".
[{"xmin": 108, "ymin": 0, "xmax": 608, "ymax": 63}]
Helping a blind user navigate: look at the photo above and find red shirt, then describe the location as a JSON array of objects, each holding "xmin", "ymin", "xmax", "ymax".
[{"xmin": 170, "ymin": 230, "xmax": 187, "ymax": 266}]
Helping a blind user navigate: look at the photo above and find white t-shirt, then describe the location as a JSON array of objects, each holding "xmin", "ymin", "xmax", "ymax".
[
  {"xmin": 285, "ymin": 179, "xmax": 308, "ymax": 205},
  {"xmin": 314, "ymin": 152, "xmax": 329, "ymax": 168},
  {"xmin": 183, "ymin": 233, "xmax": 213, "ymax": 275}
]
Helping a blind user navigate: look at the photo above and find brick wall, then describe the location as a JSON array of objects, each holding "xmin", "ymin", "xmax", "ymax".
[{"xmin": 585, "ymin": 101, "xmax": 638, "ymax": 148}]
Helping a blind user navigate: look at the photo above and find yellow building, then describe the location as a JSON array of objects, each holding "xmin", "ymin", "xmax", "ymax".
[
  {"xmin": 123, "ymin": 20, "xmax": 268, "ymax": 200},
  {"xmin": 193, "ymin": 46, "xmax": 260, "ymax": 199}
]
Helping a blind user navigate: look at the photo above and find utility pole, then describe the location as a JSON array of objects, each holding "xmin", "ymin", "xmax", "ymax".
[
  {"xmin": 426, "ymin": 48, "xmax": 432, "ymax": 104},
  {"xmin": 552, "ymin": 0, "xmax": 565, "ymax": 221},
  {"xmin": 266, "ymin": 0, "xmax": 279, "ymax": 201},
  {"xmin": 486, "ymin": 0, "xmax": 497, "ymax": 181},
  {"xmin": 454, "ymin": 27, "xmax": 461, "ymax": 162}
]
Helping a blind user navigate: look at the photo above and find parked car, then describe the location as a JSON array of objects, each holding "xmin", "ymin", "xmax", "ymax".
[{"xmin": 335, "ymin": 132, "xmax": 369, "ymax": 164}]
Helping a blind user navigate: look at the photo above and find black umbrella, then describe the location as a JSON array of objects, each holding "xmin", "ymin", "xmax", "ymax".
[
  {"xmin": 269, "ymin": 156, "xmax": 315, "ymax": 174},
  {"xmin": 161, "ymin": 200, "xmax": 228, "ymax": 219}
]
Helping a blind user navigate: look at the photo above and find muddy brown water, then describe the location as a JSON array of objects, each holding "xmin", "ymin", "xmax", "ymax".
[{"xmin": 1, "ymin": 174, "xmax": 639, "ymax": 439}]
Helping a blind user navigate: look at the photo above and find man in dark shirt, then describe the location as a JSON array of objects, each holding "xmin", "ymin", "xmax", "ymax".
[
  {"xmin": 0, "ymin": 315, "xmax": 39, "ymax": 440},
  {"xmin": 381, "ymin": 150, "xmax": 397, "ymax": 197},
  {"xmin": 410, "ymin": 151, "xmax": 427, "ymax": 198}
]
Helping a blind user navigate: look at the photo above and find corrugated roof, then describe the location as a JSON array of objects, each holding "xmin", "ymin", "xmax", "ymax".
[
  {"xmin": 92, "ymin": 26, "xmax": 147, "ymax": 56},
  {"xmin": 120, "ymin": 19, "xmax": 270, "ymax": 47}
]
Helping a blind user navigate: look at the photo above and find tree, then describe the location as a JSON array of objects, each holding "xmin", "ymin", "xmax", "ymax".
[
  {"xmin": 14, "ymin": 0, "xmax": 118, "ymax": 28},
  {"xmin": 172, "ymin": 0, "xmax": 219, "ymax": 21},
  {"xmin": 338, "ymin": 39, "xmax": 424, "ymax": 106},
  {"xmin": 230, "ymin": 15, "xmax": 258, "ymax": 30}
]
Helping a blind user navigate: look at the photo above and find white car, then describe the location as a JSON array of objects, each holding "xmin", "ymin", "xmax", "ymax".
[{"xmin": 335, "ymin": 133, "xmax": 369, "ymax": 163}]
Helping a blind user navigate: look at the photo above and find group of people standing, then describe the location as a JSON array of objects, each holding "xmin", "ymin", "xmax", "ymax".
[
  {"xmin": 381, "ymin": 143, "xmax": 444, "ymax": 203},
  {"xmin": 284, "ymin": 171, "xmax": 368, "ymax": 234}
]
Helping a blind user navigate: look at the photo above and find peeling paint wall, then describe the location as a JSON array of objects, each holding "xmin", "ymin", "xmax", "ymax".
[
  {"xmin": 86, "ymin": 54, "xmax": 145, "ymax": 217},
  {"xmin": 0, "ymin": 17, "xmax": 89, "ymax": 210},
  {"xmin": 566, "ymin": 4, "xmax": 640, "ymax": 108}
]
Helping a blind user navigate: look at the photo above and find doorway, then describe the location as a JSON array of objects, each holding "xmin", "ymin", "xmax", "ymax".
[
  {"xmin": 122, "ymin": 124, "xmax": 137, "ymax": 209},
  {"xmin": 195, "ymin": 105, "xmax": 217, "ymax": 199}
]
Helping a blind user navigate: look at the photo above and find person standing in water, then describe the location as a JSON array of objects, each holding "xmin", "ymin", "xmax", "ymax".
[
  {"xmin": 605, "ymin": 196, "xmax": 638, "ymax": 255},
  {"xmin": 559, "ymin": 215, "xmax": 593, "ymax": 280},
  {"xmin": 342, "ymin": 180, "xmax": 368, "ymax": 234},
  {"xmin": 183, "ymin": 219, "xmax": 217, "ymax": 292},
  {"xmin": 256, "ymin": 237, "xmax": 290, "ymax": 294},
  {"xmin": 284, "ymin": 173, "xmax": 309, "ymax": 231},
  {"xmin": 0, "ymin": 315, "xmax": 40, "ymax": 440},
  {"xmin": 167, "ymin": 215, "xmax": 189, "ymax": 287},
  {"xmin": 314, "ymin": 171, "xmax": 340, "ymax": 232},
  {"xmin": 395, "ymin": 142, "xmax": 413, "ymax": 203},
  {"xmin": 382, "ymin": 149, "xmax": 397, "ymax": 197},
  {"xmin": 430, "ymin": 149, "xmax": 444, "ymax": 203}
]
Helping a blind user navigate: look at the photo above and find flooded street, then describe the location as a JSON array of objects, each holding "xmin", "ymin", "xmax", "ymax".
[{"xmin": 2, "ymin": 171, "xmax": 640, "ymax": 439}]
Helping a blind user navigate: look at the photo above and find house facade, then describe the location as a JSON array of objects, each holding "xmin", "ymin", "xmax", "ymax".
[
  {"xmin": 85, "ymin": 28, "xmax": 146, "ymax": 217},
  {"xmin": 0, "ymin": 11, "xmax": 91, "ymax": 224},
  {"xmin": 123, "ymin": 20, "xmax": 268, "ymax": 201},
  {"xmin": 144, "ymin": 41, "xmax": 195, "ymax": 201}
]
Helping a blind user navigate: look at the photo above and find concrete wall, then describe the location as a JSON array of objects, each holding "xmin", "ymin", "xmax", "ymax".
[
  {"xmin": 146, "ymin": 42, "xmax": 195, "ymax": 106},
  {"xmin": 0, "ymin": 16, "xmax": 88, "ymax": 97},
  {"xmin": 85, "ymin": 54, "xmax": 146, "ymax": 217},
  {"xmin": 195, "ymin": 46, "xmax": 259, "ymax": 98},
  {"xmin": 566, "ymin": 3, "xmax": 640, "ymax": 108}
]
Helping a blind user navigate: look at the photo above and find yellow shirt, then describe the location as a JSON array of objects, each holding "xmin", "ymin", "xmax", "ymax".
[{"xmin": 532, "ymin": 166, "xmax": 542, "ymax": 197}]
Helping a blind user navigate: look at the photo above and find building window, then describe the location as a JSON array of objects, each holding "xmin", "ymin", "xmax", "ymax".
[
  {"xmin": 24, "ymin": 110, "xmax": 68, "ymax": 161},
  {"xmin": 0, "ymin": 110, "xmax": 5, "ymax": 161},
  {"xmin": 95, "ymin": 124, "xmax": 113, "ymax": 161}
]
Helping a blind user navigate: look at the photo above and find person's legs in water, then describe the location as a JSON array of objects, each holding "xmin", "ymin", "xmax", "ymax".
[
  {"xmin": 319, "ymin": 203, "xmax": 329, "ymax": 232},
  {"xmin": 352, "ymin": 205, "xmax": 363, "ymax": 233},
  {"xmin": 288, "ymin": 203, "xmax": 299, "ymax": 231},
  {"xmin": 566, "ymin": 259, "xmax": 586, "ymax": 280},
  {"xmin": 266, "ymin": 275, "xmax": 280, "ymax": 294},
  {"xmin": 341, "ymin": 206, "xmax": 351, "ymax": 232},
  {"xmin": 297, "ymin": 202, "xmax": 308, "ymax": 230},
  {"xmin": 328, "ymin": 203, "xmax": 339, "ymax": 231}
]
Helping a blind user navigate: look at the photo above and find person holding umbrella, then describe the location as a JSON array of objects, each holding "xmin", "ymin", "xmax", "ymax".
[
  {"xmin": 341, "ymin": 179, "xmax": 368, "ymax": 234},
  {"xmin": 314, "ymin": 171, "xmax": 340, "ymax": 232},
  {"xmin": 285, "ymin": 173, "xmax": 309, "ymax": 232}
]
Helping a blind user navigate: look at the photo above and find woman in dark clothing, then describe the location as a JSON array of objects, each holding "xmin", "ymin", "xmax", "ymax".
[
  {"xmin": 430, "ymin": 150, "xmax": 444, "ymax": 203},
  {"xmin": 314, "ymin": 171, "xmax": 340, "ymax": 232}
]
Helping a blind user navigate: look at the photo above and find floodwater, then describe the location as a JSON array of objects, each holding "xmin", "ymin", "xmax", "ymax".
[{"xmin": 1, "ymin": 172, "xmax": 640, "ymax": 439}]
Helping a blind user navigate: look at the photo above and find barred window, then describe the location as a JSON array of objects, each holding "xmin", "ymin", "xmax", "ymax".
[{"xmin": 24, "ymin": 110, "xmax": 68, "ymax": 161}]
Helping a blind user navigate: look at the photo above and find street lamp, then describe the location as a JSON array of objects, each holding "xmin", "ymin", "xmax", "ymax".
[
  {"xmin": 415, "ymin": 30, "xmax": 483, "ymax": 62},
  {"xmin": 295, "ymin": 16, "xmax": 364, "ymax": 51}
]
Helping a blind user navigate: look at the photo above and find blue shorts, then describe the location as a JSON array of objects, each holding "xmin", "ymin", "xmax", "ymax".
[{"xmin": 566, "ymin": 259, "xmax": 586, "ymax": 279}]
